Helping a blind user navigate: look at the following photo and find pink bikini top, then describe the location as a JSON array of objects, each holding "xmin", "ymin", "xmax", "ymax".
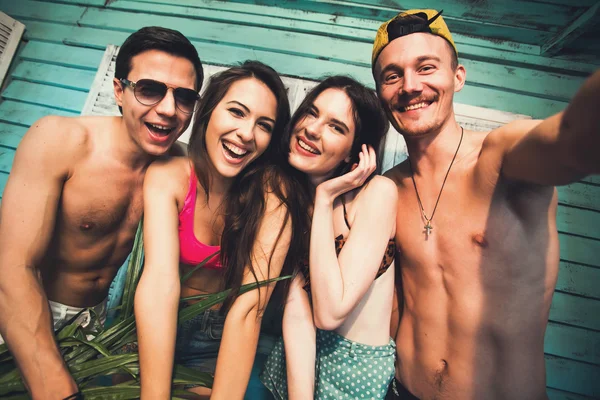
[{"xmin": 178, "ymin": 167, "xmax": 222, "ymax": 269}]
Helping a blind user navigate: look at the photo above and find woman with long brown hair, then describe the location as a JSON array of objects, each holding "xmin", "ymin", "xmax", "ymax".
[
  {"xmin": 261, "ymin": 76, "xmax": 397, "ymax": 400},
  {"xmin": 134, "ymin": 60, "xmax": 301, "ymax": 399}
]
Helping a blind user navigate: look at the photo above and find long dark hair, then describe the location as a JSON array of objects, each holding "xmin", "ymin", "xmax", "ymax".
[
  {"xmin": 188, "ymin": 61, "xmax": 290, "ymax": 198},
  {"xmin": 241, "ymin": 76, "xmax": 389, "ymax": 316},
  {"xmin": 190, "ymin": 61, "xmax": 307, "ymax": 314},
  {"xmin": 284, "ymin": 76, "xmax": 389, "ymax": 181}
]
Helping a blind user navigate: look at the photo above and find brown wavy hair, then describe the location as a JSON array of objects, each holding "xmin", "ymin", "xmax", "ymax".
[{"xmin": 188, "ymin": 61, "xmax": 309, "ymax": 314}]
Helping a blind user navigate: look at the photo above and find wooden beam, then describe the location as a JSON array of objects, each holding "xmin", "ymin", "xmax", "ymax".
[{"xmin": 541, "ymin": 2, "xmax": 600, "ymax": 56}]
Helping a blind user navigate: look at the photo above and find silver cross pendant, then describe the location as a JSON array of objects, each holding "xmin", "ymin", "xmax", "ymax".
[{"xmin": 424, "ymin": 221, "xmax": 433, "ymax": 237}]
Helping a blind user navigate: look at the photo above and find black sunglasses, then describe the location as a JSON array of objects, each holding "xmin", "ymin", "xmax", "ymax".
[{"xmin": 120, "ymin": 78, "xmax": 199, "ymax": 114}]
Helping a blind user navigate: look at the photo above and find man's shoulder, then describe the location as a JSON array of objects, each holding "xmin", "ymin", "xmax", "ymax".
[
  {"xmin": 20, "ymin": 116, "xmax": 95, "ymax": 160},
  {"xmin": 383, "ymin": 159, "xmax": 411, "ymax": 185}
]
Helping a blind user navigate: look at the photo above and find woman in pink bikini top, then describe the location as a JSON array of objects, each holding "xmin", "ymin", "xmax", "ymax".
[{"xmin": 135, "ymin": 61, "xmax": 294, "ymax": 399}]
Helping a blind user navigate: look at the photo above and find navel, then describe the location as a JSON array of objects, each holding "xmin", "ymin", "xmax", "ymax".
[
  {"xmin": 434, "ymin": 359, "xmax": 448, "ymax": 388},
  {"xmin": 472, "ymin": 233, "xmax": 488, "ymax": 248}
]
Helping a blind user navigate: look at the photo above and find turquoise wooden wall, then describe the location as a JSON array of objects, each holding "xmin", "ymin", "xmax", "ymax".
[{"xmin": 0, "ymin": 0, "xmax": 598, "ymax": 398}]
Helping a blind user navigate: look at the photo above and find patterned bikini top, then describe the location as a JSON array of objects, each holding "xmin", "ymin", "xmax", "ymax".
[{"xmin": 301, "ymin": 200, "xmax": 396, "ymax": 292}]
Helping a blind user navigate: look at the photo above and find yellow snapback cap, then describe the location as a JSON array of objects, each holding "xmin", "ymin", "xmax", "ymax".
[{"xmin": 372, "ymin": 9, "xmax": 457, "ymax": 67}]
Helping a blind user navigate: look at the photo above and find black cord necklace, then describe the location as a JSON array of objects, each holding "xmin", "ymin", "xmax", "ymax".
[{"xmin": 408, "ymin": 127, "xmax": 464, "ymax": 237}]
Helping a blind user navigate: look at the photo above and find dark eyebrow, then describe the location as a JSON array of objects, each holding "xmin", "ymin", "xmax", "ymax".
[
  {"xmin": 311, "ymin": 104, "xmax": 349, "ymax": 132},
  {"xmin": 331, "ymin": 118, "xmax": 350, "ymax": 133},
  {"xmin": 378, "ymin": 64, "xmax": 401, "ymax": 81},
  {"xmin": 416, "ymin": 55, "xmax": 442, "ymax": 64},
  {"xmin": 228, "ymin": 100, "xmax": 275, "ymax": 124},
  {"xmin": 226, "ymin": 100, "xmax": 250, "ymax": 112},
  {"xmin": 260, "ymin": 116, "xmax": 276, "ymax": 124}
]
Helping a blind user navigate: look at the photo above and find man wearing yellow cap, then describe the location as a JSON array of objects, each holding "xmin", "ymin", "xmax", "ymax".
[{"xmin": 372, "ymin": 9, "xmax": 600, "ymax": 400}]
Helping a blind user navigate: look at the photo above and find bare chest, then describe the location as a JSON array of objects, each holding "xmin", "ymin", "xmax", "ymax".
[
  {"xmin": 395, "ymin": 175, "xmax": 556, "ymax": 287},
  {"xmin": 58, "ymin": 165, "xmax": 145, "ymax": 240}
]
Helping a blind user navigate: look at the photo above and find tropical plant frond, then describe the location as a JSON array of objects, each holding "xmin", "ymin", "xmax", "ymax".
[
  {"xmin": 178, "ymin": 274, "xmax": 291, "ymax": 324},
  {"xmin": 0, "ymin": 221, "xmax": 292, "ymax": 397},
  {"xmin": 173, "ymin": 364, "xmax": 214, "ymax": 387},
  {"xmin": 180, "ymin": 249, "xmax": 220, "ymax": 283},
  {"xmin": 119, "ymin": 222, "xmax": 144, "ymax": 322}
]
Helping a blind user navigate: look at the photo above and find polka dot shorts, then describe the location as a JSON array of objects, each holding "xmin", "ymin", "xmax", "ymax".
[{"xmin": 260, "ymin": 329, "xmax": 396, "ymax": 399}]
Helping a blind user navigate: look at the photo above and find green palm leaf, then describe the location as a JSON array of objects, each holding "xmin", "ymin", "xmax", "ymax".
[{"xmin": 0, "ymin": 221, "xmax": 290, "ymax": 397}]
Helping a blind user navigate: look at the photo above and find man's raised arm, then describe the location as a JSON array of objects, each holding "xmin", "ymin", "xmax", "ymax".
[
  {"xmin": 0, "ymin": 116, "xmax": 83, "ymax": 398},
  {"xmin": 497, "ymin": 69, "xmax": 600, "ymax": 186}
]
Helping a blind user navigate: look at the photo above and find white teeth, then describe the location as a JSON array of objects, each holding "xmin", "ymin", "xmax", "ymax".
[
  {"xmin": 403, "ymin": 102, "xmax": 428, "ymax": 111},
  {"xmin": 298, "ymin": 138, "xmax": 319, "ymax": 155},
  {"xmin": 223, "ymin": 141, "xmax": 248, "ymax": 156},
  {"xmin": 148, "ymin": 123, "xmax": 172, "ymax": 131}
]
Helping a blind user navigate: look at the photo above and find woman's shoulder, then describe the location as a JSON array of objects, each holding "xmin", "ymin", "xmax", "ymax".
[
  {"xmin": 360, "ymin": 175, "xmax": 397, "ymax": 199},
  {"xmin": 148, "ymin": 156, "xmax": 191, "ymax": 176},
  {"xmin": 353, "ymin": 175, "xmax": 398, "ymax": 213},
  {"xmin": 145, "ymin": 156, "xmax": 192, "ymax": 196}
]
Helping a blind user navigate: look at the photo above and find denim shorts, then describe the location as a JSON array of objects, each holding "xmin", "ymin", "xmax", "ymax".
[{"xmin": 174, "ymin": 309, "xmax": 226, "ymax": 373}]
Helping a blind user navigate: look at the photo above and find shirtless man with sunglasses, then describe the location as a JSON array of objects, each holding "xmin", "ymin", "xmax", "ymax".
[{"xmin": 0, "ymin": 26, "xmax": 203, "ymax": 399}]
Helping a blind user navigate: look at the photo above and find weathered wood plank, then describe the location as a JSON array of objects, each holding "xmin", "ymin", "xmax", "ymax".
[
  {"xmin": 546, "ymin": 354, "xmax": 600, "ymax": 398},
  {"xmin": 16, "ymin": 23, "xmax": 580, "ymax": 115},
  {"xmin": 0, "ymin": 100, "xmax": 78, "ymax": 127},
  {"xmin": 582, "ymin": 175, "xmax": 600, "ymax": 184},
  {"xmin": 558, "ymin": 183, "xmax": 600, "ymax": 212},
  {"xmin": 12, "ymin": 5, "xmax": 596, "ymax": 96},
  {"xmin": 542, "ymin": 2, "xmax": 600, "ymax": 56},
  {"xmin": 0, "ymin": 172, "xmax": 8, "ymax": 198},
  {"xmin": 223, "ymin": 0, "xmax": 564, "ymax": 43},
  {"xmin": 545, "ymin": 322, "xmax": 600, "ymax": 366},
  {"xmin": 0, "ymin": 123, "xmax": 27, "ymax": 150},
  {"xmin": 547, "ymin": 387, "xmax": 596, "ymax": 400},
  {"xmin": 12, "ymin": 60, "xmax": 96, "ymax": 92},
  {"xmin": 8, "ymin": 0, "xmax": 540, "ymax": 56},
  {"xmin": 460, "ymin": 60, "xmax": 583, "ymax": 102},
  {"xmin": 113, "ymin": 0, "xmax": 600, "ymax": 68},
  {"xmin": 9, "ymin": 1, "xmax": 599, "ymax": 76},
  {"xmin": 0, "ymin": 148, "xmax": 15, "ymax": 174},
  {"xmin": 456, "ymin": 85, "xmax": 568, "ymax": 120},
  {"xmin": 533, "ymin": 0, "xmax": 599, "ymax": 6},
  {"xmin": 106, "ymin": 0, "xmax": 549, "ymax": 57},
  {"xmin": 22, "ymin": 20, "xmax": 128, "ymax": 51},
  {"xmin": 0, "ymin": 0, "xmax": 87, "ymax": 24},
  {"xmin": 2, "ymin": 80, "xmax": 87, "ymax": 113},
  {"xmin": 557, "ymin": 206, "xmax": 600, "ymax": 240},
  {"xmin": 15, "ymin": 42, "xmax": 570, "ymax": 125},
  {"xmin": 557, "ymin": 261, "xmax": 600, "ymax": 300},
  {"xmin": 76, "ymin": 7, "xmax": 586, "ymax": 102},
  {"xmin": 40, "ymin": 0, "xmax": 106, "ymax": 5},
  {"xmin": 550, "ymin": 290, "xmax": 600, "ymax": 331},
  {"xmin": 302, "ymin": 0, "xmax": 579, "ymax": 29},
  {"xmin": 559, "ymin": 233, "xmax": 600, "ymax": 267},
  {"xmin": 80, "ymin": 8, "xmax": 388, "ymax": 65},
  {"xmin": 19, "ymin": 41, "xmax": 104, "ymax": 70}
]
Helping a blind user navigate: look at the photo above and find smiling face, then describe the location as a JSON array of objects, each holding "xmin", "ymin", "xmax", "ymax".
[
  {"xmin": 374, "ymin": 33, "xmax": 465, "ymax": 138},
  {"xmin": 288, "ymin": 88, "xmax": 356, "ymax": 185},
  {"xmin": 204, "ymin": 77, "xmax": 277, "ymax": 180},
  {"xmin": 114, "ymin": 49, "xmax": 197, "ymax": 156}
]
